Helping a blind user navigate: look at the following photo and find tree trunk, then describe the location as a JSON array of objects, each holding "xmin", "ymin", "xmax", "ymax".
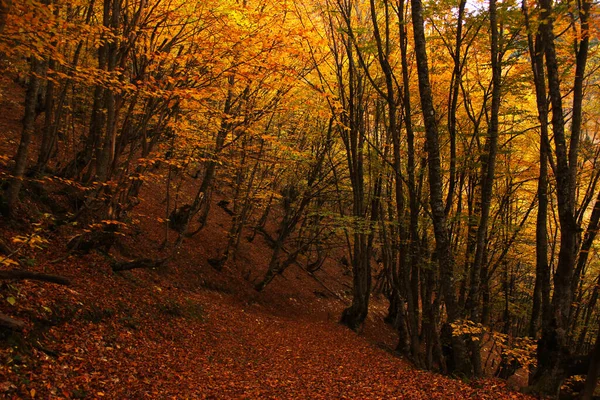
[
  {"xmin": 523, "ymin": 0, "xmax": 551, "ymax": 340},
  {"xmin": 96, "ymin": 0, "xmax": 121, "ymax": 182},
  {"xmin": 464, "ymin": 0, "xmax": 501, "ymax": 376},
  {"xmin": 410, "ymin": 0, "xmax": 471, "ymax": 377},
  {"xmin": 5, "ymin": 58, "xmax": 43, "ymax": 214},
  {"xmin": 530, "ymin": 0, "xmax": 591, "ymax": 395}
]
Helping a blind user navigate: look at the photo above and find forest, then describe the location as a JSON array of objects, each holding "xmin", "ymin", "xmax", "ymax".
[{"xmin": 0, "ymin": 0, "xmax": 599, "ymax": 398}]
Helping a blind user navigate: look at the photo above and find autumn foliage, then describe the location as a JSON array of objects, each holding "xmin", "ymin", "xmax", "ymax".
[{"xmin": 0, "ymin": 0, "xmax": 599, "ymax": 398}]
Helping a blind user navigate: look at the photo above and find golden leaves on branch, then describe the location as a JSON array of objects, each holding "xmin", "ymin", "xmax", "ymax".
[{"xmin": 451, "ymin": 319, "xmax": 537, "ymax": 369}]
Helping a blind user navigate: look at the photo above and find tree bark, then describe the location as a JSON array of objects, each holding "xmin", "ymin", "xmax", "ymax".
[
  {"xmin": 523, "ymin": 0, "xmax": 551, "ymax": 341},
  {"xmin": 464, "ymin": 0, "xmax": 501, "ymax": 376},
  {"xmin": 410, "ymin": 0, "xmax": 471, "ymax": 377},
  {"xmin": 530, "ymin": 0, "xmax": 591, "ymax": 395},
  {"xmin": 5, "ymin": 58, "xmax": 43, "ymax": 214}
]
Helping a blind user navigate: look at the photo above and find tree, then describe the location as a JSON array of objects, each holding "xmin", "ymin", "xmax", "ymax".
[{"xmin": 410, "ymin": 0, "xmax": 472, "ymax": 377}]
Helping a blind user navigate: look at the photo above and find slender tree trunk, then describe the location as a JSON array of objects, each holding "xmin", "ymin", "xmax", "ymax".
[
  {"xmin": 368, "ymin": 0, "xmax": 422, "ymax": 364},
  {"xmin": 444, "ymin": 0, "xmax": 466, "ymax": 217},
  {"xmin": 36, "ymin": 57, "xmax": 56, "ymax": 173},
  {"xmin": 523, "ymin": 0, "xmax": 551, "ymax": 340},
  {"xmin": 35, "ymin": 3, "xmax": 61, "ymax": 174},
  {"xmin": 97, "ymin": 0, "xmax": 121, "ymax": 182},
  {"xmin": 398, "ymin": 0, "xmax": 423, "ymax": 366},
  {"xmin": 530, "ymin": 0, "xmax": 591, "ymax": 394},
  {"xmin": 5, "ymin": 59, "xmax": 43, "ymax": 214},
  {"xmin": 465, "ymin": 0, "xmax": 501, "ymax": 376},
  {"xmin": 337, "ymin": 4, "xmax": 373, "ymax": 331},
  {"xmin": 410, "ymin": 0, "xmax": 471, "ymax": 377}
]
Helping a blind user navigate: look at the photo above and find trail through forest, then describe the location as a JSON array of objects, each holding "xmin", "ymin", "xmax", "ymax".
[{"xmin": 0, "ymin": 259, "xmax": 533, "ymax": 399}]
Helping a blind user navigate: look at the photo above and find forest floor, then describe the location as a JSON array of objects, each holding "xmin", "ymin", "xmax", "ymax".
[{"xmin": 0, "ymin": 73, "xmax": 535, "ymax": 399}]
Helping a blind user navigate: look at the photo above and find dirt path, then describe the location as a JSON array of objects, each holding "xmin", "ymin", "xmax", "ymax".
[{"xmin": 0, "ymin": 256, "xmax": 532, "ymax": 399}]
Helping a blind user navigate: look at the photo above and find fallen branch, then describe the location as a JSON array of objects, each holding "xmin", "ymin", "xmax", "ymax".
[
  {"xmin": 33, "ymin": 341, "xmax": 59, "ymax": 358},
  {"xmin": 0, "ymin": 270, "xmax": 71, "ymax": 285},
  {"xmin": 112, "ymin": 258, "xmax": 168, "ymax": 272},
  {"xmin": 295, "ymin": 261, "xmax": 345, "ymax": 303},
  {"xmin": 49, "ymin": 253, "xmax": 71, "ymax": 264},
  {"xmin": 253, "ymin": 226, "xmax": 277, "ymax": 248},
  {"xmin": 0, "ymin": 312, "xmax": 25, "ymax": 330},
  {"xmin": 217, "ymin": 200, "xmax": 235, "ymax": 216},
  {"xmin": 0, "ymin": 238, "xmax": 13, "ymax": 255}
]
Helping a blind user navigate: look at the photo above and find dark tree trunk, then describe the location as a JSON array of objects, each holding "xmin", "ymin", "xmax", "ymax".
[
  {"xmin": 36, "ymin": 59, "xmax": 56, "ymax": 173},
  {"xmin": 367, "ymin": 0, "xmax": 422, "ymax": 364},
  {"xmin": 530, "ymin": 0, "xmax": 591, "ymax": 395},
  {"xmin": 35, "ymin": 4, "xmax": 61, "ymax": 174},
  {"xmin": 464, "ymin": 0, "xmax": 501, "ymax": 376},
  {"xmin": 410, "ymin": 0, "xmax": 471, "ymax": 377},
  {"xmin": 444, "ymin": 0, "xmax": 466, "ymax": 217},
  {"xmin": 523, "ymin": 1, "xmax": 551, "ymax": 340},
  {"xmin": 333, "ymin": 2, "xmax": 373, "ymax": 331},
  {"xmin": 5, "ymin": 58, "xmax": 43, "ymax": 214},
  {"xmin": 398, "ymin": 0, "xmax": 423, "ymax": 366},
  {"xmin": 96, "ymin": 0, "xmax": 121, "ymax": 182}
]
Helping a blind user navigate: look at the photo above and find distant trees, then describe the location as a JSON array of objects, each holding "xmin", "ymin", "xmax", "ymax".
[{"xmin": 315, "ymin": 0, "xmax": 600, "ymax": 394}]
